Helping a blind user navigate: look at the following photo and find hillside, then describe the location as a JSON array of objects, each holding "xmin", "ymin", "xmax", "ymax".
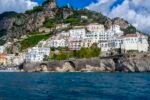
[{"xmin": 0, "ymin": 0, "xmax": 138, "ymax": 46}]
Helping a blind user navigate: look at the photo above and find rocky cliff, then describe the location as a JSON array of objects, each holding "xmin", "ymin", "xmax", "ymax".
[{"xmin": 0, "ymin": 0, "xmax": 73, "ymax": 42}]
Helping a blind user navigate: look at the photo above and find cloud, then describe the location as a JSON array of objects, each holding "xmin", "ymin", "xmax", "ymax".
[
  {"xmin": 87, "ymin": 0, "xmax": 150, "ymax": 34},
  {"xmin": 0, "ymin": 0, "xmax": 38, "ymax": 14}
]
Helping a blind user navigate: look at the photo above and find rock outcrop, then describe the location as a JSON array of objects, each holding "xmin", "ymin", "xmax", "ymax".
[{"xmin": 116, "ymin": 54, "xmax": 150, "ymax": 72}]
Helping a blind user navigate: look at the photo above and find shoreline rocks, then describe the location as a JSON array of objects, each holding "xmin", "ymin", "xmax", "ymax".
[{"xmin": 22, "ymin": 54, "xmax": 150, "ymax": 72}]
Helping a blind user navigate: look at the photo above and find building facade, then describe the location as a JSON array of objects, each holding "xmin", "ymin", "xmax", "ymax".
[
  {"xmin": 121, "ymin": 34, "xmax": 149, "ymax": 52},
  {"xmin": 86, "ymin": 23, "xmax": 105, "ymax": 33},
  {"xmin": 69, "ymin": 28, "xmax": 86, "ymax": 39},
  {"xmin": 48, "ymin": 39, "xmax": 67, "ymax": 48},
  {"xmin": 98, "ymin": 33, "xmax": 149, "ymax": 53},
  {"xmin": 25, "ymin": 47, "xmax": 50, "ymax": 62}
]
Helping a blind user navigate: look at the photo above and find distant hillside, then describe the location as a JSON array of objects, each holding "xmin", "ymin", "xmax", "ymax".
[{"xmin": 0, "ymin": 0, "xmax": 139, "ymax": 44}]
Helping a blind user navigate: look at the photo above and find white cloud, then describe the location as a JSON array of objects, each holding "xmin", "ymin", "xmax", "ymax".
[
  {"xmin": 0, "ymin": 0, "xmax": 38, "ymax": 13},
  {"xmin": 87, "ymin": 0, "xmax": 116, "ymax": 15},
  {"xmin": 87, "ymin": 0, "xmax": 150, "ymax": 34}
]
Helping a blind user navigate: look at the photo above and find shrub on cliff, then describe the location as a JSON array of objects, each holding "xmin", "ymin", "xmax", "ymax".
[
  {"xmin": 20, "ymin": 34, "xmax": 49, "ymax": 51},
  {"xmin": 50, "ymin": 47, "xmax": 101, "ymax": 60},
  {"xmin": 25, "ymin": 6, "xmax": 43, "ymax": 15},
  {"xmin": 44, "ymin": 18, "xmax": 62, "ymax": 28},
  {"xmin": 64, "ymin": 17, "xmax": 80, "ymax": 25},
  {"xmin": 53, "ymin": 51, "xmax": 73, "ymax": 60},
  {"xmin": 123, "ymin": 25, "xmax": 136, "ymax": 34},
  {"xmin": 75, "ymin": 47, "xmax": 100, "ymax": 58}
]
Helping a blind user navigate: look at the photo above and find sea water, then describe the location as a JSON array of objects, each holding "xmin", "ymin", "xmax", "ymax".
[{"xmin": 0, "ymin": 73, "xmax": 150, "ymax": 100}]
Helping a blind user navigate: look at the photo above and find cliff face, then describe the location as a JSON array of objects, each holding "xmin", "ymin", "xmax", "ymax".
[
  {"xmin": 116, "ymin": 55, "xmax": 150, "ymax": 72},
  {"xmin": 0, "ymin": 1, "xmax": 56, "ymax": 42}
]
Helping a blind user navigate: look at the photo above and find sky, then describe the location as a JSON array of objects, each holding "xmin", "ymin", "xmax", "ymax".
[{"xmin": 0, "ymin": 0, "xmax": 150, "ymax": 34}]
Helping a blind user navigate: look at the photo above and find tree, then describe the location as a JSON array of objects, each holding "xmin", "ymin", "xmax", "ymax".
[
  {"xmin": 43, "ymin": 55, "xmax": 49, "ymax": 61},
  {"xmin": 124, "ymin": 25, "xmax": 136, "ymax": 34}
]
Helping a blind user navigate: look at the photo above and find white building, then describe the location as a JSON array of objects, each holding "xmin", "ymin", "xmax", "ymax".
[
  {"xmin": 0, "ymin": 46, "xmax": 5, "ymax": 54},
  {"xmin": 98, "ymin": 42, "xmax": 111, "ymax": 52},
  {"xmin": 69, "ymin": 28, "xmax": 86, "ymax": 39},
  {"xmin": 99, "ymin": 33, "xmax": 149, "ymax": 53},
  {"xmin": 69, "ymin": 39, "xmax": 95, "ymax": 50},
  {"xmin": 60, "ymin": 31, "xmax": 70, "ymax": 37},
  {"xmin": 48, "ymin": 39, "xmax": 67, "ymax": 48},
  {"xmin": 25, "ymin": 47, "xmax": 50, "ymax": 62},
  {"xmin": 98, "ymin": 31, "xmax": 115, "ymax": 42},
  {"xmin": 69, "ymin": 40, "xmax": 82, "ymax": 50},
  {"xmin": 110, "ymin": 25, "xmax": 124, "ymax": 36},
  {"xmin": 121, "ymin": 34, "xmax": 149, "ymax": 52},
  {"xmin": 84, "ymin": 32, "xmax": 100, "ymax": 43},
  {"xmin": 109, "ymin": 36, "xmax": 123, "ymax": 49},
  {"xmin": 81, "ymin": 15, "xmax": 88, "ymax": 20},
  {"xmin": 86, "ymin": 23, "xmax": 105, "ymax": 33}
]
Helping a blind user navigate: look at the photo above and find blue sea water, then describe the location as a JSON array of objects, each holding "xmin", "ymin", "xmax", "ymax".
[{"xmin": 0, "ymin": 73, "xmax": 150, "ymax": 100}]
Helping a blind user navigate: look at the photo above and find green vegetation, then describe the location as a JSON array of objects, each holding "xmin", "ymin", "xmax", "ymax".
[
  {"xmin": 44, "ymin": 18, "xmax": 62, "ymax": 28},
  {"xmin": 25, "ymin": 6, "xmax": 43, "ymax": 14},
  {"xmin": 42, "ymin": 0, "xmax": 54, "ymax": 6},
  {"xmin": 71, "ymin": 9, "xmax": 107, "ymax": 25},
  {"xmin": 0, "ymin": 38, "xmax": 5, "ymax": 45},
  {"xmin": 0, "ymin": 11, "xmax": 17, "ymax": 20},
  {"xmin": 29, "ymin": 31, "xmax": 41, "ymax": 35},
  {"xmin": 64, "ymin": 17, "xmax": 80, "ymax": 25},
  {"xmin": 128, "ymin": 50, "xmax": 138, "ymax": 53},
  {"xmin": 51, "ymin": 51, "xmax": 73, "ymax": 60},
  {"xmin": 0, "ymin": 29, "xmax": 7, "ymax": 45},
  {"xmin": 50, "ymin": 47, "xmax": 69, "ymax": 51},
  {"xmin": 0, "ymin": 29, "xmax": 6, "ymax": 37},
  {"xmin": 74, "ymin": 47, "xmax": 100, "ymax": 59},
  {"xmin": 51, "ymin": 47, "xmax": 101, "ymax": 60},
  {"xmin": 123, "ymin": 25, "xmax": 136, "ymax": 34},
  {"xmin": 20, "ymin": 34, "xmax": 49, "ymax": 50},
  {"xmin": 43, "ymin": 8, "xmax": 108, "ymax": 28}
]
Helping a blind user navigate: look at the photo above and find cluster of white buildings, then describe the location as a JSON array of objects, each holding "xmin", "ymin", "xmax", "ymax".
[
  {"xmin": 0, "ymin": 23, "xmax": 149, "ymax": 64},
  {"xmin": 45, "ymin": 23, "xmax": 149, "ymax": 54},
  {"xmin": 25, "ymin": 46, "xmax": 50, "ymax": 63}
]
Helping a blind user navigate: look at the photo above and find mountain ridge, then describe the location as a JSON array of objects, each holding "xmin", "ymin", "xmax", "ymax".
[{"xmin": 0, "ymin": 0, "xmax": 141, "ymax": 44}]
